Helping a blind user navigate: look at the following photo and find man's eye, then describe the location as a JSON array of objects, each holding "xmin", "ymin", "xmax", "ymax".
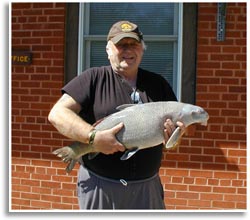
[{"xmin": 117, "ymin": 43, "xmax": 138, "ymax": 48}]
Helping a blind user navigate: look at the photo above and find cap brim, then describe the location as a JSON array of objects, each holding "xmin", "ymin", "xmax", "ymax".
[{"xmin": 110, "ymin": 33, "xmax": 141, "ymax": 44}]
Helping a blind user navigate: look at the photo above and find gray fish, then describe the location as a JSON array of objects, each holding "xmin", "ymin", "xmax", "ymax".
[{"xmin": 52, "ymin": 101, "xmax": 209, "ymax": 173}]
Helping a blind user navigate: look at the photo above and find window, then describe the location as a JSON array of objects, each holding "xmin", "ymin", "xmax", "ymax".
[{"xmin": 77, "ymin": 3, "xmax": 183, "ymax": 99}]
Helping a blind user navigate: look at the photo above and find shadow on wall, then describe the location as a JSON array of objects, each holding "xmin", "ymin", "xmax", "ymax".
[{"xmin": 162, "ymin": 133, "xmax": 241, "ymax": 172}]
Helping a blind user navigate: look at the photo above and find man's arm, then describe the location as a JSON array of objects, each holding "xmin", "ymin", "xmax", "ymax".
[
  {"xmin": 48, "ymin": 93, "xmax": 125, "ymax": 154},
  {"xmin": 48, "ymin": 93, "xmax": 93, "ymax": 143}
]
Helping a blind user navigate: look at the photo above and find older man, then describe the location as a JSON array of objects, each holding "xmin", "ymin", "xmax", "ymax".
[{"xmin": 48, "ymin": 20, "xmax": 184, "ymax": 209}]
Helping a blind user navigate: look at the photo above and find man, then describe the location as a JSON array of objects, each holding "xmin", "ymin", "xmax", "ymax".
[{"xmin": 48, "ymin": 20, "xmax": 184, "ymax": 209}]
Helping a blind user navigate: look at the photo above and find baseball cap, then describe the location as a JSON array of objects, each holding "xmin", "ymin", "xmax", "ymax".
[{"xmin": 107, "ymin": 21, "xmax": 143, "ymax": 44}]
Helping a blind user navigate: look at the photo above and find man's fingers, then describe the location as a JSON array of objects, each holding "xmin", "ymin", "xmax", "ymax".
[
  {"xmin": 111, "ymin": 122, "xmax": 125, "ymax": 152},
  {"xmin": 164, "ymin": 119, "xmax": 175, "ymax": 137},
  {"xmin": 176, "ymin": 121, "xmax": 186, "ymax": 134},
  {"xmin": 111, "ymin": 122, "xmax": 124, "ymax": 134}
]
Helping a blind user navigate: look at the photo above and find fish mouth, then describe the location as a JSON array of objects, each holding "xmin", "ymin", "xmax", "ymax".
[
  {"xmin": 201, "ymin": 121, "xmax": 208, "ymax": 126},
  {"xmin": 200, "ymin": 115, "xmax": 209, "ymax": 126},
  {"xmin": 200, "ymin": 112, "xmax": 209, "ymax": 126}
]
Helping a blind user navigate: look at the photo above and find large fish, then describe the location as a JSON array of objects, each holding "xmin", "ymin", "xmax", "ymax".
[{"xmin": 53, "ymin": 101, "xmax": 209, "ymax": 173}]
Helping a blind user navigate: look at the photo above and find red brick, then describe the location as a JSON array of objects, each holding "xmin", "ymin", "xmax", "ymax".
[
  {"xmin": 188, "ymin": 199, "xmax": 211, "ymax": 208},
  {"xmin": 213, "ymin": 201, "xmax": 236, "ymax": 209},
  {"xmin": 52, "ymin": 203, "xmax": 73, "ymax": 209},
  {"xmin": 12, "ymin": 198, "xmax": 30, "ymax": 207},
  {"xmin": 198, "ymin": 46, "xmax": 221, "ymax": 53},
  {"xmin": 202, "ymin": 163, "xmax": 226, "ymax": 170},
  {"xmin": 189, "ymin": 185, "xmax": 212, "ymax": 193},
  {"xmin": 190, "ymin": 170, "xmax": 213, "ymax": 178},
  {"xmin": 214, "ymin": 171, "xmax": 238, "ymax": 179},
  {"xmin": 213, "ymin": 187, "xmax": 236, "ymax": 194},
  {"xmin": 208, "ymin": 179, "xmax": 219, "ymax": 186},
  {"xmin": 178, "ymin": 162, "xmax": 201, "ymax": 169},
  {"xmin": 190, "ymin": 155, "xmax": 213, "ymax": 162},
  {"xmin": 41, "ymin": 194, "xmax": 61, "ymax": 203},
  {"xmin": 222, "ymin": 46, "xmax": 241, "ymax": 53},
  {"xmin": 204, "ymin": 132, "xmax": 227, "ymax": 140},
  {"xmin": 210, "ymin": 54, "xmax": 234, "ymax": 61},
  {"xmin": 31, "ymin": 200, "xmax": 52, "ymax": 209},
  {"xmin": 202, "ymin": 193, "xmax": 223, "ymax": 201},
  {"xmin": 33, "ymin": 3, "xmax": 54, "ymax": 8},
  {"xmin": 228, "ymin": 149, "xmax": 246, "ymax": 157},
  {"xmin": 198, "ymin": 61, "xmax": 221, "ymax": 69}
]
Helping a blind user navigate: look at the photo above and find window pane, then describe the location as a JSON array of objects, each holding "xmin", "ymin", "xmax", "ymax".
[
  {"xmin": 141, "ymin": 42, "xmax": 174, "ymax": 87},
  {"xmin": 89, "ymin": 3, "xmax": 175, "ymax": 35},
  {"xmin": 90, "ymin": 41, "xmax": 110, "ymax": 67}
]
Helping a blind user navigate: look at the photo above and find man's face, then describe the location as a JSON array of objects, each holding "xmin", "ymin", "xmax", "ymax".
[{"xmin": 107, "ymin": 38, "xmax": 144, "ymax": 74}]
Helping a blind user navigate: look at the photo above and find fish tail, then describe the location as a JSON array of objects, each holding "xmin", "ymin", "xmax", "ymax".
[
  {"xmin": 66, "ymin": 160, "xmax": 77, "ymax": 173},
  {"xmin": 52, "ymin": 142, "xmax": 95, "ymax": 173}
]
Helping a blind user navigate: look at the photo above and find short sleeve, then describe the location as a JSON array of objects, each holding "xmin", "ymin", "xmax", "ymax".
[
  {"xmin": 62, "ymin": 69, "xmax": 94, "ymax": 107},
  {"xmin": 159, "ymin": 75, "xmax": 177, "ymax": 101}
]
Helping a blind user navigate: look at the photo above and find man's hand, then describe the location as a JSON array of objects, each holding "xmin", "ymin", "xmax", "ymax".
[
  {"xmin": 163, "ymin": 119, "xmax": 186, "ymax": 143},
  {"xmin": 92, "ymin": 123, "xmax": 125, "ymax": 155}
]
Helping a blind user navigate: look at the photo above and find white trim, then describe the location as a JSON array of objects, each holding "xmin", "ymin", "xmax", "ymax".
[
  {"xmin": 77, "ymin": 3, "xmax": 84, "ymax": 75},
  {"xmin": 176, "ymin": 3, "xmax": 183, "ymax": 101}
]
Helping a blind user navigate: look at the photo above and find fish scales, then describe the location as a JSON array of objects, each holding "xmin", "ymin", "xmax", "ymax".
[{"xmin": 95, "ymin": 102, "xmax": 183, "ymax": 149}]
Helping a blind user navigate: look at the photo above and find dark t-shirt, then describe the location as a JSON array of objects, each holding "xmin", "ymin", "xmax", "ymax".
[{"xmin": 62, "ymin": 65, "xmax": 177, "ymax": 180}]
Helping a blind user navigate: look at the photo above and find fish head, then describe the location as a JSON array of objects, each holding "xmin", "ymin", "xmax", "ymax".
[{"xmin": 182, "ymin": 104, "xmax": 209, "ymax": 126}]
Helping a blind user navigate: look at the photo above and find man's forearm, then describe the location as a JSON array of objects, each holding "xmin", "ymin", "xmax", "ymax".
[{"xmin": 48, "ymin": 94, "xmax": 94, "ymax": 144}]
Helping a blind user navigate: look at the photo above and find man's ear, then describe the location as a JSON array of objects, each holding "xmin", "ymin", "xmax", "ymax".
[{"xmin": 106, "ymin": 41, "xmax": 112, "ymax": 59}]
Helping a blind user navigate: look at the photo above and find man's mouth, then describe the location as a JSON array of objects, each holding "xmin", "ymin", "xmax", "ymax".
[{"xmin": 122, "ymin": 56, "xmax": 134, "ymax": 62}]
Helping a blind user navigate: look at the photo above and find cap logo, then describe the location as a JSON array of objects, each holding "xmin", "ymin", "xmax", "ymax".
[{"xmin": 121, "ymin": 23, "xmax": 133, "ymax": 32}]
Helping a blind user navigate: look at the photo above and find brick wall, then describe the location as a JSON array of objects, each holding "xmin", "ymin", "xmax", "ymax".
[
  {"xmin": 11, "ymin": 3, "xmax": 79, "ymax": 209},
  {"xmin": 11, "ymin": 3, "xmax": 246, "ymax": 210},
  {"xmin": 161, "ymin": 3, "xmax": 246, "ymax": 209}
]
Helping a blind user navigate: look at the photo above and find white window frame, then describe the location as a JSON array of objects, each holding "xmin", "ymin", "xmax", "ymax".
[{"xmin": 77, "ymin": 3, "xmax": 183, "ymax": 100}]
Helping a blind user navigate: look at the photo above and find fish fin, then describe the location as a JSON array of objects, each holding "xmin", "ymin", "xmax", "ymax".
[
  {"xmin": 88, "ymin": 152, "xmax": 99, "ymax": 160},
  {"xmin": 65, "ymin": 159, "xmax": 77, "ymax": 173},
  {"xmin": 165, "ymin": 127, "xmax": 182, "ymax": 149},
  {"xmin": 120, "ymin": 147, "xmax": 140, "ymax": 160},
  {"xmin": 93, "ymin": 118, "xmax": 105, "ymax": 127},
  {"xmin": 116, "ymin": 104, "xmax": 136, "ymax": 111}
]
